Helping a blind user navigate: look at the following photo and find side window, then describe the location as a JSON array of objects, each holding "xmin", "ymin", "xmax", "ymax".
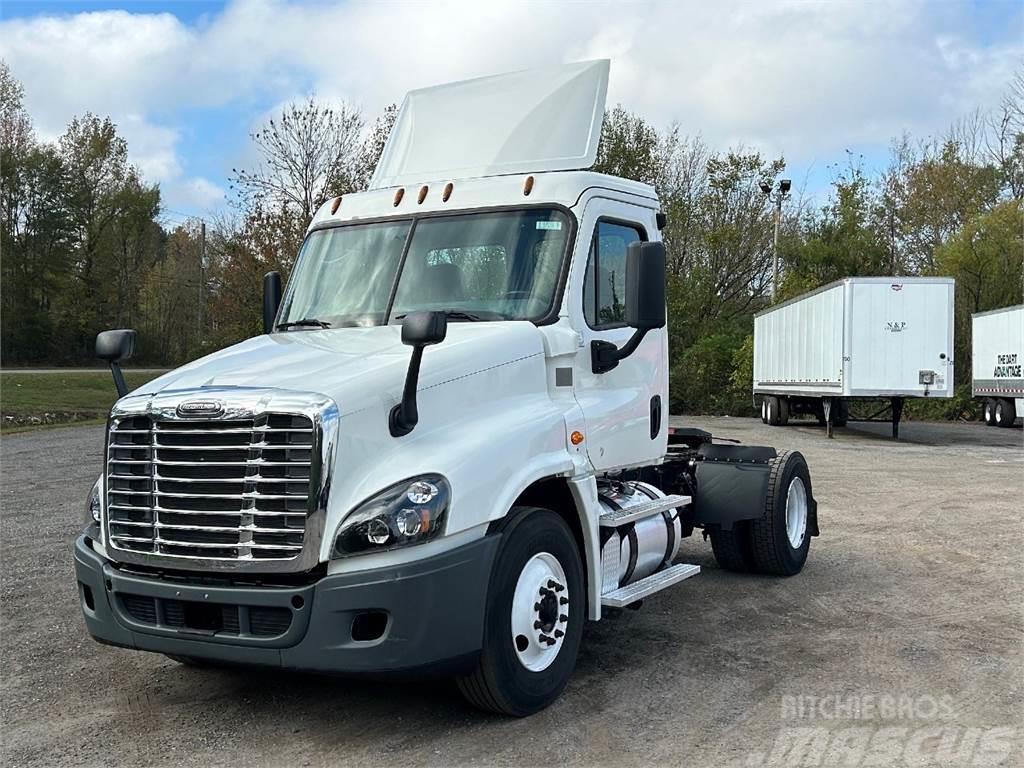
[{"xmin": 583, "ymin": 220, "xmax": 644, "ymax": 328}]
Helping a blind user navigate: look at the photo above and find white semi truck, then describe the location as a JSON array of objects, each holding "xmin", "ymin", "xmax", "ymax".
[
  {"xmin": 973, "ymin": 304, "xmax": 1023, "ymax": 427},
  {"xmin": 75, "ymin": 61, "xmax": 819, "ymax": 716},
  {"xmin": 753, "ymin": 277, "xmax": 955, "ymax": 438}
]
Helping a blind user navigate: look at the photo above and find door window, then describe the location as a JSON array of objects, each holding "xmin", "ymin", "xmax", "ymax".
[{"xmin": 583, "ymin": 220, "xmax": 644, "ymax": 328}]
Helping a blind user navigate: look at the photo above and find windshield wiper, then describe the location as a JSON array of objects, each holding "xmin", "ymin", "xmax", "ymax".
[
  {"xmin": 394, "ymin": 309, "xmax": 505, "ymax": 322},
  {"xmin": 277, "ymin": 318, "xmax": 332, "ymax": 330}
]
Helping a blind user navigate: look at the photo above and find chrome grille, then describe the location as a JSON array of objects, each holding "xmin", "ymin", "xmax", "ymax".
[{"xmin": 105, "ymin": 414, "xmax": 315, "ymax": 562}]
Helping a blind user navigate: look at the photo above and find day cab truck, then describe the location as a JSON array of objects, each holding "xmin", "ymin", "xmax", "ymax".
[
  {"xmin": 973, "ymin": 304, "xmax": 1023, "ymax": 427},
  {"xmin": 753, "ymin": 277, "xmax": 955, "ymax": 438},
  {"xmin": 75, "ymin": 60, "xmax": 819, "ymax": 716}
]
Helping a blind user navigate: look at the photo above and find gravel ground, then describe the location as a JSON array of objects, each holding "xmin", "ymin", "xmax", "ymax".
[{"xmin": 1, "ymin": 417, "xmax": 1022, "ymax": 767}]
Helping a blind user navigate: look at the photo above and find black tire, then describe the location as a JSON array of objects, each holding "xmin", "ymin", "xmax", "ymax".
[
  {"xmin": 709, "ymin": 521, "xmax": 755, "ymax": 572},
  {"xmin": 765, "ymin": 396, "xmax": 781, "ymax": 426},
  {"xmin": 983, "ymin": 399, "xmax": 996, "ymax": 426},
  {"xmin": 749, "ymin": 451, "xmax": 813, "ymax": 576},
  {"xmin": 995, "ymin": 398, "xmax": 1017, "ymax": 428},
  {"xmin": 777, "ymin": 397, "xmax": 790, "ymax": 426},
  {"xmin": 457, "ymin": 507, "xmax": 585, "ymax": 716}
]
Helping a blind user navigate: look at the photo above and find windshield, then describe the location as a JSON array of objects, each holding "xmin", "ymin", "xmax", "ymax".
[{"xmin": 277, "ymin": 208, "xmax": 571, "ymax": 328}]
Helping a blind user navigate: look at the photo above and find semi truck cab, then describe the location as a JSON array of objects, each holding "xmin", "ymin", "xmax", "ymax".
[{"xmin": 75, "ymin": 60, "xmax": 819, "ymax": 716}]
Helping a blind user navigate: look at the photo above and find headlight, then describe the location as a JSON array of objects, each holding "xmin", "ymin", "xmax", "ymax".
[
  {"xmin": 333, "ymin": 474, "xmax": 450, "ymax": 558},
  {"xmin": 87, "ymin": 476, "xmax": 102, "ymax": 523}
]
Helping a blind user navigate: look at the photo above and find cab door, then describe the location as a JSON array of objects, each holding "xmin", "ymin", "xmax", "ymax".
[{"xmin": 569, "ymin": 197, "xmax": 668, "ymax": 471}]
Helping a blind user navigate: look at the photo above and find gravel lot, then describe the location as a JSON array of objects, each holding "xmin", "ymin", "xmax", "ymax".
[{"xmin": 2, "ymin": 417, "xmax": 1022, "ymax": 767}]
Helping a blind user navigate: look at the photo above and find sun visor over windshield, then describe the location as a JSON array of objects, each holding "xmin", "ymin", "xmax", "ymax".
[{"xmin": 368, "ymin": 60, "xmax": 609, "ymax": 190}]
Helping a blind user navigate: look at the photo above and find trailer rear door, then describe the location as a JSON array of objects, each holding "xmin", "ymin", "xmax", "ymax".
[{"xmin": 847, "ymin": 279, "xmax": 954, "ymax": 397}]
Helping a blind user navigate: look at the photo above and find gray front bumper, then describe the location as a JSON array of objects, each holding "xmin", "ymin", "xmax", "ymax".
[{"xmin": 74, "ymin": 532, "xmax": 500, "ymax": 675}]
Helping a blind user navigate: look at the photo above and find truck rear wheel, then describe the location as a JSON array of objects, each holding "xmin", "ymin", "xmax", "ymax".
[
  {"xmin": 749, "ymin": 451, "xmax": 812, "ymax": 576},
  {"xmin": 709, "ymin": 522, "xmax": 755, "ymax": 572},
  {"xmin": 995, "ymin": 398, "xmax": 1016, "ymax": 428},
  {"xmin": 457, "ymin": 507, "xmax": 584, "ymax": 716}
]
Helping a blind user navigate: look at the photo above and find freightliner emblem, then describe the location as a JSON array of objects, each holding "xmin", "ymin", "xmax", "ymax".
[{"xmin": 176, "ymin": 400, "xmax": 225, "ymax": 418}]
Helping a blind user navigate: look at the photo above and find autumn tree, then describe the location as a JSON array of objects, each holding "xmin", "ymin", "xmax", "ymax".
[{"xmin": 229, "ymin": 98, "xmax": 365, "ymax": 225}]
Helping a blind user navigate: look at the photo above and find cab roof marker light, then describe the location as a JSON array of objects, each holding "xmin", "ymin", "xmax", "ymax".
[
  {"xmin": 330, "ymin": 196, "xmax": 342, "ymax": 214},
  {"xmin": 418, "ymin": 185, "xmax": 429, "ymax": 204},
  {"xmin": 442, "ymin": 182, "xmax": 453, "ymax": 202},
  {"xmin": 523, "ymin": 175, "xmax": 534, "ymax": 196},
  {"xmin": 393, "ymin": 188, "xmax": 405, "ymax": 207}
]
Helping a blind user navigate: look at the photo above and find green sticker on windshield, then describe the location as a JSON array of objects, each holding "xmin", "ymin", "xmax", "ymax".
[{"xmin": 536, "ymin": 221, "xmax": 562, "ymax": 231}]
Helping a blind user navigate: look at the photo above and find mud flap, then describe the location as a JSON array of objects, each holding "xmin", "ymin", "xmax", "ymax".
[{"xmin": 689, "ymin": 444, "xmax": 818, "ymax": 534}]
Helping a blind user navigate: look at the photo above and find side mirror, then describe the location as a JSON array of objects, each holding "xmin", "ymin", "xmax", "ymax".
[
  {"xmin": 95, "ymin": 329, "xmax": 137, "ymax": 397},
  {"xmin": 592, "ymin": 241, "xmax": 666, "ymax": 374},
  {"xmin": 264, "ymin": 271, "xmax": 282, "ymax": 334},
  {"xmin": 390, "ymin": 311, "xmax": 448, "ymax": 437},
  {"xmin": 624, "ymin": 241, "xmax": 667, "ymax": 331}
]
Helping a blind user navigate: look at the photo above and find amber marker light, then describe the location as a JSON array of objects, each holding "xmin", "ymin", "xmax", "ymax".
[
  {"xmin": 393, "ymin": 188, "xmax": 405, "ymax": 207},
  {"xmin": 523, "ymin": 175, "xmax": 534, "ymax": 196},
  {"xmin": 570, "ymin": 431, "xmax": 585, "ymax": 445},
  {"xmin": 330, "ymin": 196, "xmax": 342, "ymax": 214},
  {"xmin": 418, "ymin": 185, "xmax": 429, "ymax": 204},
  {"xmin": 442, "ymin": 182, "xmax": 453, "ymax": 202}
]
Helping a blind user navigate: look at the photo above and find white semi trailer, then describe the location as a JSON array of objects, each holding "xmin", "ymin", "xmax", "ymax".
[
  {"xmin": 74, "ymin": 61, "xmax": 820, "ymax": 716},
  {"xmin": 753, "ymin": 277, "xmax": 955, "ymax": 438},
  {"xmin": 973, "ymin": 304, "xmax": 1023, "ymax": 427}
]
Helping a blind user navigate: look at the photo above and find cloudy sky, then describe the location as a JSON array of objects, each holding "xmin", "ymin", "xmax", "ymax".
[{"xmin": 2, "ymin": 0, "xmax": 1021, "ymax": 222}]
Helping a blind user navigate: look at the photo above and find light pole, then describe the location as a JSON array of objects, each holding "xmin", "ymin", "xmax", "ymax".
[{"xmin": 760, "ymin": 178, "xmax": 791, "ymax": 302}]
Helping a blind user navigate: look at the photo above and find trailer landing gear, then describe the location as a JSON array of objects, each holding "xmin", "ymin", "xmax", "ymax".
[{"xmin": 891, "ymin": 397, "xmax": 904, "ymax": 440}]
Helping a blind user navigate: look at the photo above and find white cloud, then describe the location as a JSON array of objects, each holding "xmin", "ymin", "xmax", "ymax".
[{"xmin": 1, "ymin": 0, "xmax": 1020, "ymax": 209}]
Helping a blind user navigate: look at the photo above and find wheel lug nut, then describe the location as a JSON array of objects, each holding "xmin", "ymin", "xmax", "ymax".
[
  {"xmin": 539, "ymin": 633, "xmax": 553, "ymax": 644},
  {"xmin": 547, "ymin": 580, "xmax": 556, "ymax": 589},
  {"xmin": 554, "ymin": 583, "xmax": 564, "ymax": 593},
  {"xmin": 554, "ymin": 629, "xmax": 564, "ymax": 638},
  {"xmin": 534, "ymin": 620, "xmax": 543, "ymax": 630},
  {"xmin": 534, "ymin": 602, "xmax": 542, "ymax": 611},
  {"xmin": 559, "ymin": 614, "xmax": 568, "ymax": 623},
  {"xmin": 559, "ymin": 597, "xmax": 568, "ymax": 605}
]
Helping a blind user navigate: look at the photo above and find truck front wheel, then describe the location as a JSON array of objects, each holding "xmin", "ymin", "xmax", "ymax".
[{"xmin": 457, "ymin": 507, "xmax": 584, "ymax": 716}]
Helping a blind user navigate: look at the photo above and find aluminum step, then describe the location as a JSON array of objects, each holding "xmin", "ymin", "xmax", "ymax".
[
  {"xmin": 600, "ymin": 563, "xmax": 701, "ymax": 608},
  {"xmin": 599, "ymin": 494, "xmax": 691, "ymax": 527}
]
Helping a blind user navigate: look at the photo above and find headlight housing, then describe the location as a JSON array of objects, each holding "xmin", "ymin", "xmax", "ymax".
[
  {"xmin": 333, "ymin": 474, "xmax": 450, "ymax": 558},
  {"xmin": 87, "ymin": 476, "xmax": 102, "ymax": 523}
]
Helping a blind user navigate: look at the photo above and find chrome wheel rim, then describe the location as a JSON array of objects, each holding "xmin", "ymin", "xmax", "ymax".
[
  {"xmin": 785, "ymin": 477, "xmax": 808, "ymax": 549},
  {"xmin": 511, "ymin": 552, "xmax": 568, "ymax": 672}
]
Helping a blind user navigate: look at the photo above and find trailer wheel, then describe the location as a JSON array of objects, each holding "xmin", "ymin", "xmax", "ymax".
[
  {"xmin": 749, "ymin": 451, "xmax": 812, "ymax": 576},
  {"xmin": 766, "ymin": 396, "xmax": 788, "ymax": 426},
  {"xmin": 709, "ymin": 522, "xmax": 755, "ymax": 572},
  {"xmin": 995, "ymin": 399, "xmax": 1016, "ymax": 428},
  {"xmin": 457, "ymin": 506, "xmax": 584, "ymax": 716},
  {"xmin": 983, "ymin": 399, "xmax": 996, "ymax": 426},
  {"xmin": 760, "ymin": 399, "xmax": 769, "ymax": 424}
]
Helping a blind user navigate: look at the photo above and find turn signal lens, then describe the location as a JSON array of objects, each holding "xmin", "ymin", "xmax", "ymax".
[{"xmin": 570, "ymin": 431, "xmax": 585, "ymax": 446}]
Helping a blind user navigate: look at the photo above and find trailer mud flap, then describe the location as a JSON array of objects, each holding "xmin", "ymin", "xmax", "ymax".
[{"xmin": 690, "ymin": 444, "xmax": 777, "ymax": 531}]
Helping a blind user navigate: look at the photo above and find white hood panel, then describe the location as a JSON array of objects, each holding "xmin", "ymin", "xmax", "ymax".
[{"xmin": 138, "ymin": 323, "xmax": 545, "ymax": 417}]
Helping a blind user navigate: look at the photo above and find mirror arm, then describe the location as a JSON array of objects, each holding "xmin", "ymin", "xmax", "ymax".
[
  {"xmin": 591, "ymin": 328, "xmax": 651, "ymax": 374},
  {"xmin": 109, "ymin": 362, "xmax": 129, "ymax": 398},
  {"xmin": 390, "ymin": 345, "xmax": 426, "ymax": 437}
]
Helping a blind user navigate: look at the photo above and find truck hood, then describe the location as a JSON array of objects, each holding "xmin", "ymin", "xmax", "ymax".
[{"xmin": 137, "ymin": 323, "xmax": 546, "ymax": 416}]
